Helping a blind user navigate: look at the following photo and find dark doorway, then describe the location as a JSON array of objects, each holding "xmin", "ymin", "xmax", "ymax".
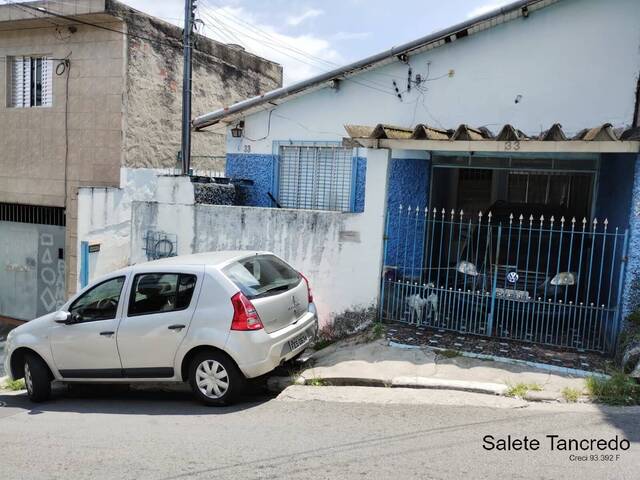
[{"xmin": 430, "ymin": 166, "xmax": 595, "ymax": 220}]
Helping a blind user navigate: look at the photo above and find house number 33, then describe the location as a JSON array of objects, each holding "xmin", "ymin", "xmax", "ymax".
[{"xmin": 504, "ymin": 141, "xmax": 520, "ymax": 151}]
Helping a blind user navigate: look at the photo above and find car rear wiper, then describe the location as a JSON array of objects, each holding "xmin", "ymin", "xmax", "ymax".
[{"xmin": 253, "ymin": 284, "xmax": 292, "ymax": 298}]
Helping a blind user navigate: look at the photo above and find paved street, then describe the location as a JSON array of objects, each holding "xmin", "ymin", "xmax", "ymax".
[{"xmin": 0, "ymin": 386, "xmax": 638, "ymax": 480}]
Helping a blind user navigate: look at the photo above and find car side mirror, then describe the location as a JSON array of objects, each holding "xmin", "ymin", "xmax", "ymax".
[{"xmin": 53, "ymin": 311, "xmax": 72, "ymax": 324}]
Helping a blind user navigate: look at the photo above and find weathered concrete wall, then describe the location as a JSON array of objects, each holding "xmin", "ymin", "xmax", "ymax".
[
  {"xmin": 0, "ymin": 16, "xmax": 127, "ymax": 296},
  {"xmin": 108, "ymin": 1, "xmax": 283, "ymax": 171},
  {"xmin": 126, "ymin": 149, "xmax": 391, "ymax": 326},
  {"xmin": 76, "ymin": 167, "xmax": 194, "ymax": 286}
]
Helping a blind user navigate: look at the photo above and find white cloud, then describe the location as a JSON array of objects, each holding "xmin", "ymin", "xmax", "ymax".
[
  {"xmin": 198, "ymin": 5, "xmax": 342, "ymax": 85},
  {"xmin": 467, "ymin": 0, "xmax": 513, "ymax": 18},
  {"xmin": 286, "ymin": 8, "xmax": 324, "ymax": 27}
]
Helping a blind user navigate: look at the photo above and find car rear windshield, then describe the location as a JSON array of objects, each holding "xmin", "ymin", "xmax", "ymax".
[{"xmin": 223, "ymin": 255, "xmax": 301, "ymax": 299}]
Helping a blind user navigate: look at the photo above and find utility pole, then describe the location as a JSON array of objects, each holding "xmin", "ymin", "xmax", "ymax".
[{"xmin": 181, "ymin": 0, "xmax": 196, "ymax": 175}]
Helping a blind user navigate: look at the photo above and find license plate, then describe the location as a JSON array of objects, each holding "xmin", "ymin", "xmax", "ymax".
[
  {"xmin": 495, "ymin": 288, "xmax": 530, "ymax": 301},
  {"xmin": 288, "ymin": 333, "xmax": 308, "ymax": 351}
]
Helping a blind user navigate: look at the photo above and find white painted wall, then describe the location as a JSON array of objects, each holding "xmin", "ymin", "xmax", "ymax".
[
  {"xmin": 128, "ymin": 149, "xmax": 392, "ymax": 326},
  {"xmin": 76, "ymin": 168, "xmax": 196, "ymax": 289},
  {"xmin": 228, "ymin": 0, "xmax": 640, "ymax": 155}
]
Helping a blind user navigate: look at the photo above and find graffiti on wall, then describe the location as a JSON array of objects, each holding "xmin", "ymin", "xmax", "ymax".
[{"xmin": 36, "ymin": 232, "xmax": 66, "ymax": 317}]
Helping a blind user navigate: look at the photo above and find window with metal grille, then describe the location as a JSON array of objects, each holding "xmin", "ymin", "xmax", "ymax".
[
  {"xmin": 7, "ymin": 56, "xmax": 53, "ymax": 108},
  {"xmin": 278, "ymin": 145, "xmax": 354, "ymax": 211},
  {"xmin": 0, "ymin": 202, "xmax": 65, "ymax": 226}
]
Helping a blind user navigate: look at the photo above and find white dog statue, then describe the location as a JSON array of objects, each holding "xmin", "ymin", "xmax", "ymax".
[{"xmin": 406, "ymin": 291, "xmax": 438, "ymax": 325}]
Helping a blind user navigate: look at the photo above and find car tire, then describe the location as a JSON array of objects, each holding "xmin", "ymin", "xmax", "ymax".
[
  {"xmin": 188, "ymin": 351, "xmax": 244, "ymax": 406},
  {"xmin": 24, "ymin": 354, "xmax": 52, "ymax": 403}
]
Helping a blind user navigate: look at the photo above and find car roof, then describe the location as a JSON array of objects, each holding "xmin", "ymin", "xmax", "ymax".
[{"xmin": 136, "ymin": 250, "xmax": 270, "ymax": 268}]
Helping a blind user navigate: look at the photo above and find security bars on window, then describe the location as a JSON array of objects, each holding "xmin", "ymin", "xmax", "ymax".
[{"xmin": 278, "ymin": 145, "xmax": 353, "ymax": 212}]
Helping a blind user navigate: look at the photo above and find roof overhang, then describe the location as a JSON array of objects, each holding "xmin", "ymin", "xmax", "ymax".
[{"xmin": 350, "ymin": 138, "xmax": 640, "ymax": 154}]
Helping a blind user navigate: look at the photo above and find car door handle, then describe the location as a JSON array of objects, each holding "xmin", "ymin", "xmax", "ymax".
[
  {"xmin": 100, "ymin": 331, "xmax": 115, "ymax": 336},
  {"xmin": 168, "ymin": 324, "xmax": 185, "ymax": 330}
]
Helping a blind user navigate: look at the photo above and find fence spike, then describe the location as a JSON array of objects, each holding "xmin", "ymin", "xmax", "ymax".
[
  {"xmin": 529, "ymin": 214, "xmax": 534, "ymax": 223},
  {"xmin": 519, "ymin": 214, "xmax": 524, "ymax": 222},
  {"xmin": 407, "ymin": 205, "xmax": 412, "ymax": 213},
  {"xmin": 582, "ymin": 217, "xmax": 587, "ymax": 225},
  {"xmin": 604, "ymin": 218, "xmax": 609, "ymax": 226},
  {"xmin": 441, "ymin": 208, "xmax": 446, "ymax": 216},
  {"xmin": 593, "ymin": 218, "xmax": 598, "ymax": 225},
  {"xmin": 459, "ymin": 209, "xmax": 464, "ymax": 218},
  {"xmin": 399, "ymin": 204, "xmax": 403, "ymax": 211},
  {"xmin": 571, "ymin": 217, "xmax": 576, "ymax": 225},
  {"xmin": 509, "ymin": 213, "xmax": 514, "ymax": 221},
  {"xmin": 560, "ymin": 216, "xmax": 565, "ymax": 224},
  {"xmin": 450, "ymin": 209, "xmax": 455, "ymax": 218},
  {"xmin": 539, "ymin": 215, "xmax": 544, "ymax": 223},
  {"xmin": 478, "ymin": 211, "xmax": 483, "ymax": 218},
  {"xmin": 550, "ymin": 216, "xmax": 555, "ymax": 224}
]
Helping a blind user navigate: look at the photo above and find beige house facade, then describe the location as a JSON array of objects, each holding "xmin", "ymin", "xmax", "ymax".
[{"xmin": 0, "ymin": 0, "xmax": 282, "ymax": 321}]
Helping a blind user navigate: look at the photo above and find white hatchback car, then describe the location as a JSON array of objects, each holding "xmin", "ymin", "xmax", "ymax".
[{"xmin": 4, "ymin": 251, "xmax": 318, "ymax": 406}]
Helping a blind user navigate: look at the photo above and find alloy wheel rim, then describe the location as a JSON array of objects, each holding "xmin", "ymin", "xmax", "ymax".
[
  {"xmin": 195, "ymin": 360, "xmax": 229, "ymax": 399},
  {"xmin": 24, "ymin": 363, "xmax": 33, "ymax": 394}
]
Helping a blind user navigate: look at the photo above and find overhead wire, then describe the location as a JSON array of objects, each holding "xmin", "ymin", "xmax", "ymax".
[{"xmin": 197, "ymin": 3, "xmax": 397, "ymax": 95}]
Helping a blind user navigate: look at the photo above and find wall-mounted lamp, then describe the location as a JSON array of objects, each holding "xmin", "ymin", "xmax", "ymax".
[{"xmin": 231, "ymin": 121, "xmax": 244, "ymax": 138}]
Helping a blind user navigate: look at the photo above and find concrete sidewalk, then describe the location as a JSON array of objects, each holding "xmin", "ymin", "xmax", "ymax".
[{"xmin": 296, "ymin": 336, "xmax": 589, "ymax": 401}]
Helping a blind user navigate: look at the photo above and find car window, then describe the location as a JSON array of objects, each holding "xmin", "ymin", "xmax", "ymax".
[
  {"xmin": 69, "ymin": 276, "xmax": 125, "ymax": 322},
  {"xmin": 223, "ymin": 255, "xmax": 300, "ymax": 299},
  {"xmin": 128, "ymin": 273, "xmax": 197, "ymax": 316}
]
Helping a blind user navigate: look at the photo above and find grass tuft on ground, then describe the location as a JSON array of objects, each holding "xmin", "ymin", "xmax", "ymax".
[
  {"xmin": 585, "ymin": 373, "xmax": 640, "ymax": 406},
  {"xmin": 306, "ymin": 377, "xmax": 328, "ymax": 387},
  {"xmin": 505, "ymin": 382, "xmax": 543, "ymax": 398},
  {"xmin": 3, "ymin": 378, "xmax": 25, "ymax": 391},
  {"xmin": 561, "ymin": 387, "xmax": 582, "ymax": 403}
]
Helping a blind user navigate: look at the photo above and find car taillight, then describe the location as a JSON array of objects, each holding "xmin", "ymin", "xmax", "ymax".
[
  {"xmin": 300, "ymin": 273, "xmax": 313, "ymax": 303},
  {"xmin": 230, "ymin": 292, "xmax": 264, "ymax": 331}
]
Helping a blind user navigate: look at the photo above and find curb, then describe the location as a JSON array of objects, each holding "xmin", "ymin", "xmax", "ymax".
[
  {"xmin": 392, "ymin": 376, "xmax": 507, "ymax": 395},
  {"xmin": 522, "ymin": 390, "xmax": 561, "ymax": 402},
  {"xmin": 296, "ymin": 375, "xmax": 507, "ymax": 396}
]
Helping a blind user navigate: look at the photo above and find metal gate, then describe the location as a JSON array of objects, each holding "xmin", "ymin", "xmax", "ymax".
[{"xmin": 380, "ymin": 205, "xmax": 629, "ymax": 354}]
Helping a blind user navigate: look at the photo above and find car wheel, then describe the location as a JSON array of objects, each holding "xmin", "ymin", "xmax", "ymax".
[
  {"xmin": 24, "ymin": 354, "xmax": 52, "ymax": 403},
  {"xmin": 189, "ymin": 351, "xmax": 244, "ymax": 406}
]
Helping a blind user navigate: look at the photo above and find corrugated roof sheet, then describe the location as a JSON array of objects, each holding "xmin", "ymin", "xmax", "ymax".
[
  {"xmin": 344, "ymin": 123, "xmax": 636, "ymax": 142},
  {"xmin": 496, "ymin": 124, "xmax": 529, "ymax": 141},
  {"xmin": 370, "ymin": 124, "xmax": 414, "ymax": 139},
  {"xmin": 573, "ymin": 123, "xmax": 618, "ymax": 141},
  {"xmin": 411, "ymin": 124, "xmax": 451, "ymax": 140}
]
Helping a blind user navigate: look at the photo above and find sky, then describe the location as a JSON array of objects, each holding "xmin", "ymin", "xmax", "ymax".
[{"xmin": 122, "ymin": 0, "xmax": 513, "ymax": 84}]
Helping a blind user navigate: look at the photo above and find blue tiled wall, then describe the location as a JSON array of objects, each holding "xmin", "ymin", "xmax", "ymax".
[
  {"xmin": 226, "ymin": 153, "xmax": 368, "ymax": 212},
  {"xmin": 384, "ymin": 158, "xmax": 432, "ymax": 279},
  {"xmin": 353, "ymin": 157, "xmax": 367, "ymax": 213},
  {"xmin": 225, "ymin": 153, "xmax": 277, "ymax": 207},
  {"xmin": 622, "ymin": 154, "xmax": 640, "ymax": 321}
]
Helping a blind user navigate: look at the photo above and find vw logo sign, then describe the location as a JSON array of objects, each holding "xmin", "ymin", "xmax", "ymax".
[{"xmin": 506, "ymin": 271, "xmax": 519, "ymax": 284}]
